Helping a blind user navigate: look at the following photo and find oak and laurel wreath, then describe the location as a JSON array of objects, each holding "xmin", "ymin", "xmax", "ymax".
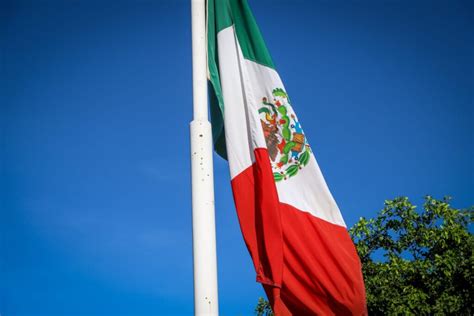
[{"xmin": 273, "ymin": 149, "xmax": 310, "ymax": 182}]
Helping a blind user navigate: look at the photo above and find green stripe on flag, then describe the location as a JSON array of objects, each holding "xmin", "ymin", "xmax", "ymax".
[
  {"xmin": 228, "ymin": 0, "xmax": 275, "ymax": 69},
  {"xmin": 208, "ymin": 0, "xmax": 275, "ymax": 159}
]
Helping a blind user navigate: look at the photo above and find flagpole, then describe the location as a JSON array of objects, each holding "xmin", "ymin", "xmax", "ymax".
[{"xmin": 190, "ymin": 0, "xmax": 219, "ymax": 315}]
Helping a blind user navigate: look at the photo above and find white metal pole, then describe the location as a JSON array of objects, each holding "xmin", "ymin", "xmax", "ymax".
[{"xmin": 190, "ymin": 0, "xmax": 219, "ymax": 315}]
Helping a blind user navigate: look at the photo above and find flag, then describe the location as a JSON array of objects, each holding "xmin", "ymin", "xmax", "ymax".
[{"xmin": 207, "ymin": 0, "xmax": 367, "ymax": 314}]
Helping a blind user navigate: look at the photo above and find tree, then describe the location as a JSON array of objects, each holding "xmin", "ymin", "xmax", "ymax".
[
  {"xmin": 255, "ymin": 297, "xmax": 274, "ymax": 316},
  {"xmin": 255, "ymin": 196, "xmax": 473, "ymax": 315},
  {"xmin": 351, "ymin": 196, "xmax": 473, "ymax": 314}
]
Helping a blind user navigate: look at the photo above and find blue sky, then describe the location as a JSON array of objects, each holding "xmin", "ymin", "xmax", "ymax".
[{"xmin": 1, "ymin": 0, "xmax": 472, "ymax": 315}]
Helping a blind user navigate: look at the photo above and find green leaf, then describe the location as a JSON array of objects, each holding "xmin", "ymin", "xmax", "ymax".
[
  {"xmin": 273, "ymin": 172, "xmax": 283, "ymax": 182},
  {"xmin": 286, "ymin": 165, "xmax": 299, "ymax": 177},
  {"xmin": 299, "ymin": 150, "xmax": 310, "ymax": 166}
]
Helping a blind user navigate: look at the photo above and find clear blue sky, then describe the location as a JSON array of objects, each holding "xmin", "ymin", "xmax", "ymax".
[{"xmin": 1, "ymin": 0, "xmax": 472, "ymax": 315}]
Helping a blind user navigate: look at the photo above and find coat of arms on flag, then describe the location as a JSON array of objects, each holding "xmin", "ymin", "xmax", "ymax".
[{"xmin": 258, "ymin": 88, "xmax": 311, "ymax": 181}]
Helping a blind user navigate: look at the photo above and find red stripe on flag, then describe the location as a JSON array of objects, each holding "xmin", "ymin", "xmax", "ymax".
[{"xmin": 231, "ymin": 148, "xmax": 367, "ymax": 315}]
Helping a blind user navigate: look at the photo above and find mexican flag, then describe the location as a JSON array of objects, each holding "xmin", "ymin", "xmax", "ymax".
[{"xmin": 207, "ymin": 0, "xmax": 367, "ymax": 314}]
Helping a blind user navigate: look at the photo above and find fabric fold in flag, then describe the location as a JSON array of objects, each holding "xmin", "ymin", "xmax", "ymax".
[{"xmin": 207, "ymin": 0, "xmax": 367, "ymax": 314}]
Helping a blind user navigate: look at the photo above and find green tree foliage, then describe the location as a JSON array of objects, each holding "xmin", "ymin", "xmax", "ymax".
[
  {"xmin": 255, "ymin": 297, "xmax": 273, "ymax": 316},
  {"xmin": 351, "ymin": 196, "xmax": 473, "ymax": 315},
  {"xmin": 256, "ymin": 196, "xmax": 473, "ymax": 316}
]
